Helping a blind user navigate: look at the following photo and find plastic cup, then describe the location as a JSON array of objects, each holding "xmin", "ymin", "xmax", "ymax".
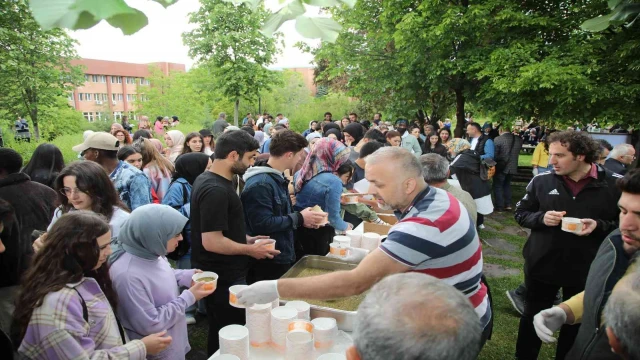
[
  {"xmin": 362, "ymin": 232, "xmax": 381, "ymax": 252},
  {"xmin": 271, "ymin": 306, "xmax": 298, "ymax": 349},
  {"xmin": 229, "ymin": 285, "xmax": 248, "ymax": 308},
  {"xmin": 285, "ymin": 301, "xmax": 311, "ymax": 320},
  {"xmin": 192, "ymin": 271, "xmax": 218, "ymax": 291},
  {"xmin": 285, "ymin": 331, "xmax": 314, "ymax": 360},
  {"xmin": 333, "ymin": 235, "xmax": 351, "ymax": 247},
  {"xmin": 317, "ymin": 354, "xmax": 347, "ymax": 360},
  {"xmin": 272, "ymin": 298, "xmax": 280, "ymax": 309},
  {"xmin": 346, "ymin": 230, "xmax": 362, "ymax": 248},
  {"xmin": 329, "ymin": 243, "xmax": 348, "ymax": 258},
  {"xmin": 344, "ymin": 195, "xmax": 358, "ymax": 204},
  {"xmin": 312, "ymin": 317, "xmax": 338, "ymax": 349},
  {"xmin": 561, "ymin": 217, "xmax": 583, "ymax": 233},
  {"xmin": 287, "ymin": 319, "xmax": 314, "ymax": 333},
  {"xmin": 219, "ymin": 325, "xmax": 249, "ymax": 360},
  {"xmin": 246, "ymin": 303, "xmax": 271, "ymax": 347},
  {"xmin": 255, "ymin": 238, "xmax": 276, "ymax": 250}
]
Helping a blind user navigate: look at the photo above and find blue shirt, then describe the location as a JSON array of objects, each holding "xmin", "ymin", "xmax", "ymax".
[
  {"xmin": 109, "ymin": 161, "xmax": 152, "ymax": 210},
  {"xmin": 293, "ymin": 172, "xmax": 349, "ymax": 231}
]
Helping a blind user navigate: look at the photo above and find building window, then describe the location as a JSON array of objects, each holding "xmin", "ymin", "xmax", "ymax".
[
  {"xmin": 111, "ymin": 76, "xmax": 122, "ymax": 84},
  {"xmin": 91, "ymin": 75, "xmax": 98, "ymax": 82},
  {"xmin": 67, "ymin": 93, "xmax": 74, "ymax": 101},
  {"xmin": 127, "ymin": 94, "xmax": 138, "ymax": 101},
  {"xmin": 112, "ymin": 93, "xmax": 123, "ymax": 102},
  {"xmin": 125, "ymin": 77, "xmax": 137, "ymax": 84},
  {"xmin": 139, "ymin": 78, "xmax": 150, "ymax": 85},
  {"xmin": 100, "ymin": 93, "xmax": 107, "ymax": 101},
  {"xmin": 84, "ymin": 74, "xmax": 90, "ymax": 82},
  {"xmin": 82, "ymin": 112, "xmax": 94, "ymax": 122},
  {"xmin": 127, "ymin": 111, "xmax": 137, "ymax": 120},
  {"xmin": 113, "ymin": 112, "xmax": 122, "ymax": 120},
  {"xmin": 86, "ymin": 93, "xmax": 92, "ymax": 101},
  {"xmin": 95, "ymin": 112, "xmax": 103, "ymax": 121}
]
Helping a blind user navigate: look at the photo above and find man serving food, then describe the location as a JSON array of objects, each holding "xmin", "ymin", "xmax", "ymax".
[{"xmin": 237, "ymin": 147, "xmax": 493, "ymax": 346}]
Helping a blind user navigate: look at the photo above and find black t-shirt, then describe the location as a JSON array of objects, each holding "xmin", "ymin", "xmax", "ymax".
[{"xmin": 190, "ymin": 171, "xmax": 249, "ymax": 281}]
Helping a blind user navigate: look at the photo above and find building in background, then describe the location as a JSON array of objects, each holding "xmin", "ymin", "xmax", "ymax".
[{"xmin": 68, "ymin": 58, "xmax": 185, "ymax": 122}]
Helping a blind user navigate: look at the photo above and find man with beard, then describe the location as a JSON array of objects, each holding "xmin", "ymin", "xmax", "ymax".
[
  {"xmin": 190, "ymin": 130, "xmax": 280, "ymax": 355},
  {"xmin": 531, "ymin": 168, "xmax": 640, "ymax": 360}
]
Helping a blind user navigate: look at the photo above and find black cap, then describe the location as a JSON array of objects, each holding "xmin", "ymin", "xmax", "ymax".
[{"xmin": 199, "ymin": 129, "xmax": 213, "ymax": 137}]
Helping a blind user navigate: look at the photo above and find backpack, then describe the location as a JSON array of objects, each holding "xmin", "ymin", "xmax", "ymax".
[{"xmin": 166, "ymin": 182, "xmax": 191, "ymax": 261}]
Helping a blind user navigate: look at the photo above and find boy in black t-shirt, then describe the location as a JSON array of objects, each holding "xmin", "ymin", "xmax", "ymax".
[{"xmin": 190, "ymin": 130, "xmax": 280, "ymax": 355}]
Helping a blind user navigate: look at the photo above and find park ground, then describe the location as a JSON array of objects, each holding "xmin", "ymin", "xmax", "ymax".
[{"xmin": 184, "ymin": 172, "xmax": 559, "ymax": 360}]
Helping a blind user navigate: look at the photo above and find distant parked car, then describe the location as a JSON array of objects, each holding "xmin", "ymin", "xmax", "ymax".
[{"xmin": 14, "ymin": 118, "xmax": 31, "ymax": 142}]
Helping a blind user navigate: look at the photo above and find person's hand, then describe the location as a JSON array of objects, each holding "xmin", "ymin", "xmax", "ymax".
[
  {"xmin": 543, "ymin": 211, "xmax": 566, "ymax": 227},
  {"xmin": 246, "ymin": 235, "xmax": 269, "ymax": 245},
  {"xmin": 345, "ymin": 138, "xmax": 352, "ymax": 146},
  {"xmin": 236, "ymin": 280, "xmax": 279, "ymax": 307},
  {"xmin": 290, "ymin": 194, "xmax": 296, "ymax": 207},
  {"xmin": 190, "ymin": 269, "xmax": 203, "ymax": 286},
  {"xmin": 347, "ymin": 223, "xmax": 353, "ymax": 231},
  {"xmin": 301, "ymin": 207, "xmax": 327, "ymax": 229},
  {"xmin": 576, "ymin": 219, "xmax": 597, "ymax": 236},
  {"xmin": 33, "ymin": 233, "xmax": 47, "ymax": 253},
  {"xmin": 532, "ymin": 167, "xmax": 539, "ymax": 176},
  {"xmin": 141, "ymin": 330, "xmax": 173, "ymax": 355},
  {"xmin": 340, "ymin": 197, "xmax": 347, "ymax": 205},
  {"xmin": 533, "ymin": 307, "xmax": 567, "ymax": 343},
  {"xmin": 247, "ymin": 242, "xmax": 281, "ymax": 259},
  {"xmin": 188, "ymin": 281, "xmax": 216, "ymax": 300}
]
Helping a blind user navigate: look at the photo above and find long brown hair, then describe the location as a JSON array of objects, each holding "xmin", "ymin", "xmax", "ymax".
[
  {"xmin": 54, "ymin": 161, "xmax": 128, "ymax": 220},
  {"xmin": 13, "ymin": 211, "xmax": 115, "ymax": 343},
  {"xmin": 135, "ymin": 138, "xmax": 174, "ymax": 176},
  {"xmin": 181, "ymin": 132, "xmax": 205, "ymax": 155}
]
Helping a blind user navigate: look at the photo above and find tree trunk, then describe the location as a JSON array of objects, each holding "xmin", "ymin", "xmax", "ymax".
[
  {"xmin": 454, "ymin": 88, "xmax": 466, "ymax": 139},
  {"xmin": 30, "ymin": 105, "xmax": 39, "ymax": 142},
  {"xmin": 234, "ymin": 98, "xmax": 239, "ymax": 126}
]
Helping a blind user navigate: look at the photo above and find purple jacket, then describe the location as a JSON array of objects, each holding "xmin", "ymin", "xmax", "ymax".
[{"xmin": 18, "ymin": 278, "xmax": 146, "ymax": 360}]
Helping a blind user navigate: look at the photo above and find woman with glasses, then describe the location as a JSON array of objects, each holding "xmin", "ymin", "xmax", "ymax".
[
  {"xmin": 36, "ymin": 162, "xmax": 129, "ymax": 250},
  {"xmin": 14, "ymin": 211, "xmax": 172, "ymax": 359}
]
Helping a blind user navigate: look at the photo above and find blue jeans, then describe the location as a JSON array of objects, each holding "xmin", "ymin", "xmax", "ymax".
[
  {"xmin": 176, "ymin": 253, "xmax": 207, "ymax": 316},
  {"xmin": 492, "ymin": 172, "xmax": 513, "ymax": 209}
]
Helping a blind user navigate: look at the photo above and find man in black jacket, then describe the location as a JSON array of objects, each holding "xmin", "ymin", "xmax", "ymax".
[
  {"xmin": 531, "ymin": 168, "xmax": 640, "ymax": 360},
  {"xmin": 0, "ymin": 149, "xmax": 57, "ymax": 336},
  {"xmin": 512, "ymin": 131, "xmax": 622, "ymax": 360}
]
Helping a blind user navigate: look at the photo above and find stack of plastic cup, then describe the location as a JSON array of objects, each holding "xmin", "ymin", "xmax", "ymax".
[
  {"xmin": 346, "ymin": 230, "xmax": 362, "ymax": 248},
  {"xmin": 270, "ymin": 306, "xmax": 298, "ymax": 349},
  {"xmin": 212, "ymin": 355, "xmax": 241, "ymax": 360},
  {"xmin": 229, "ymin": 285, "xmax": 248, "ymax": 308},
  {"xmin": 246, "ymin": 303, "xmax": 272, "ymax": 347},
  {"xmin": 311, "ymin": 317, "xmax": 338, "ymax": 349},
  {"xmin": 317, "ymin": 354, "xmax": 347, "ymax": 360},
  {"xmin": 362, "ymin": 232, "xmax": 381, "ymax": 252},
  {"xmin": 218, "ymin": 325, "xmax": 249, "ymax": 360},
  {"xmin": 272, "ymin": 298, "xmax": 280, "ymax": 309},
  {"xmin": 333, "ymin": 235, "xmax": 351, "ymax": 247},
  {"xmin": 285, "ymin": 300, "xmax": 311, "ymax": 320},
  {"xmin": 285, "ymin": 331, "xmax": 314, "ymax": 360}
]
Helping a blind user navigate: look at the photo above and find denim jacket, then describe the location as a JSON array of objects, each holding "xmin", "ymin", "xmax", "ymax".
[
  {"xmin": 241, "ymin": 166, "xmax": 302, "ymax": 265},
  {"xmin": 293, "ymin": 172, "xmax": 349, "ymax": 231},
  {"xmin": 161, "ymin": 178, "xmax": 192, "ymax": 245}
]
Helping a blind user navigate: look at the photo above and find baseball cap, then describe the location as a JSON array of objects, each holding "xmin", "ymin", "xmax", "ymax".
[{"xmin": 72, "ymin": 132, "xmax": 119, "ymax": 153}]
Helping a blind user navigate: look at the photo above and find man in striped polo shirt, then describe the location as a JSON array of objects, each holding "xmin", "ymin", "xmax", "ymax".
[{"xmin": 237, "ymin": 147, "xmax": 492, "ymax": 347}]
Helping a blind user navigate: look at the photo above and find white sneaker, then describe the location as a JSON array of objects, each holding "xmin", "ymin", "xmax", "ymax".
[
  {"xmin": 478, "ymin": 224, "xmax": 486, "ymax": 230},
  {"xmin": 186, "ymin": 316, "xmax": 196, "ymax": 325}
]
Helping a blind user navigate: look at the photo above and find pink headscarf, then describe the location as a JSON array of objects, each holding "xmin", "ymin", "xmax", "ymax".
[{"xmin": 294, "ymin": 138, "xmax": 350, "ymax": 193}]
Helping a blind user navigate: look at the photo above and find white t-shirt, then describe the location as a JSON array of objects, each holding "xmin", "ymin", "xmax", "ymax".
[{"xmin": 48, "ymin": 207, "xmax": 130, "ymax": 239}]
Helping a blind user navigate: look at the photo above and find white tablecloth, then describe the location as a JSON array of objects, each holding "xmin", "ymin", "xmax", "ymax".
[{"xmin": 210, "ymin": 330, "xmax": 353, "ymax": 359}]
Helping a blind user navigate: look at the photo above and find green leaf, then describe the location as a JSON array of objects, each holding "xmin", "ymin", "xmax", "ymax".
[
  {"xmin": 608, "ymin": 0, "xmax": 622, "ymax": 10},
  {"xmin": 105, "ymin": 8, "xmax": 149, "ymax": 35},
  {"xmin": 304, "ymin": 0, "xmax": 356, "ymax": 7},
  {"xmin": 221, "ymin": 0, "xmax": 261, "ymax": 10},
  {"xmin": 610, "ymin": 4, "xmax": 640, "ymax": 22},
  {"xmin": 580, "ymin": 14, "xmax": 612, "ymax": 32},
  {"xmin": 29, "ymin": 0, "xmax": 79, "ymax": 30},
  {"xmin": 152, "ymin": 0, "xmax": 180, "ymax": 8},
  {"xmin": 260, "ymin": 0, "xmax": 306, "ymax": 37},
  {"xmin": 73, "ymin": 11, "xmax": 101, "ymax": 30},
  {"xmin": 294, "ymin": 16, "xmax": 342, "ymax": 42},
  {"xmin": 71, "ymin": 0, "xmax": 135, "ymax": 18}
]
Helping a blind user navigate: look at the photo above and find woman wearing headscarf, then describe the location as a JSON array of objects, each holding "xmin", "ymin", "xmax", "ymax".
[
  {"xmin": 293, "ymin": 132, "xmax": 321, "ymax": 175},
  {"xmin": 163, "ymin": 130, "xmax": 185, "ymax": 163},
  {"xmin": 449, "ymin": 141, "xmax": 494, "ymax": 230},
  {"xmin": 293, "ymin": 138, "xmax": 351, "ymax": 259},
  {"xmin": 343, "ymin": 122, "xmax": 365, "ymax": 161},
  {"xmin": 109, "ymin": 204, "xmax": 215, "ymax": 360},
  {"xmin": 322, "ymin": 122, "xmax": 341, "ymax": 137}
]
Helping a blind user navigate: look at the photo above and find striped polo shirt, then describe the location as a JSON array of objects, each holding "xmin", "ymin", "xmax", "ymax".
[{"xmin": 380, "ymin": 186, "xmax": 491, "ymax": 329}]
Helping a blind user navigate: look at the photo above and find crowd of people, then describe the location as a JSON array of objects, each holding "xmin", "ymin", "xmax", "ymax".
[{"xmin": 0, "ymin": 110, "xmax": 638, "ymax": 360}]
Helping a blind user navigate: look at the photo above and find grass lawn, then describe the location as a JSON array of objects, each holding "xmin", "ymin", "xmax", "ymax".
[{"xmin": 519, "ymin": 153, "xmax": 532, "ymax": 167}]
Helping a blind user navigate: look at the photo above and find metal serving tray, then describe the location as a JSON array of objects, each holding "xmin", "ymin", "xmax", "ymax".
[{"xmin": 279, "ymin": 255, "xmax": 358, "ymax": 332}]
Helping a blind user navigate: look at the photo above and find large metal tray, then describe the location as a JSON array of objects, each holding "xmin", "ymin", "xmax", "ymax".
[{"xmin": 279, "ymin": 255, "xmax": 358, "ymax": 332}]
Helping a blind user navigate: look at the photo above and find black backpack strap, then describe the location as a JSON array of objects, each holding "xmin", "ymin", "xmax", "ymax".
[{"xmin": 71, "ymin": 287, "xmax": 89, "ymax": 323}]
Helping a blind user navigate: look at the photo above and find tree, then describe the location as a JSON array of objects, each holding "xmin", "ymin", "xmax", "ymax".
[
  {"xmin": 183, "ymin": 0, "xmax": 281, "ymax": 126},
  {"xmin": 0, "ymin": 0, "xmax": 83, "ymax": 140}
]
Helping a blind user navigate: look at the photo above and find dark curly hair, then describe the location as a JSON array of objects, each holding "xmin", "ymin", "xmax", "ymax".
[
  {"xmin": 13, "ymin": 211, "xmax": 115, "ymax": 343},
  {"xmin": 547, "ymin": 131, "xmax": 599, "ymax": 163},
  {"xmin": 617, "ymin": 168, "xmax": 640, "ymax": 194}
]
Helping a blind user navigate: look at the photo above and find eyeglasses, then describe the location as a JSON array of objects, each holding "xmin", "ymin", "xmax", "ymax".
[
  {"xmin": 622, "ymin": 155, "xmax": 637, "ymax": 160},
  {"xmin": 60, "ymin": 187, "xmax": 85, "ymax": 197}
]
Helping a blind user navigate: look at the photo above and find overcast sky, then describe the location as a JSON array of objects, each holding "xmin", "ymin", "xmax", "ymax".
[{"xmin": 69, "ymin": 0, "xmax": 317, "ymax": 70}]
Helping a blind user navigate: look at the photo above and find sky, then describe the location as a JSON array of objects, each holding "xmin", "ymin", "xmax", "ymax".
[{"xmin": 69, "ymin": 0, "xmax": 318, "ymax": 70}]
